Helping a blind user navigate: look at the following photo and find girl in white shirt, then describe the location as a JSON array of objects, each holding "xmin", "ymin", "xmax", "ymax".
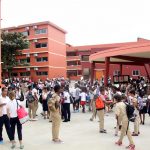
[
  {"xmin": 80, "ymin": 87, "xmax": 87, "ymax": 113},
  {"xmin": 42, "ymin": 87, "xmax": 49, "ymax": 119},
  {"xmin": 8, "ymin": 91, "xmax": 24, "ymax": 149}
]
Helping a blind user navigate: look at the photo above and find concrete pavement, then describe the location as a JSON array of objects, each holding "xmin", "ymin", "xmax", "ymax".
[{"xmin": 1, "ymin": 105, "xmax": 150, "ymax": 150}]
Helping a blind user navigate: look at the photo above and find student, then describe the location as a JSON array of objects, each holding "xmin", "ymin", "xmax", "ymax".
[
  {"xmin": 0, "ymin": 87, "xmax": 13, "ymax": 144},
  {"xmin": 138, "ymin": 93, "xmax": 147, "ymax": 125},
  {"xmin": 79, "ymin": 87, "xmax": 87, "ymax": 113},
  {"xmin": 128, "ymin": 90, "xmax": 140, "ymax": 136},
  {"xmin": 42, "ymin": 87, "xmax": 49, "ymax": 119},
  {"xmin": 114, "ymin": 94, "xmax": 135, "ymax": 150},
  {"xmin": 63, "ymin": 86, "xmax": 71, "ymax": 122},
  {"xmin": 7, "ymin": 91, "xmax": 24, "ymax": 149},
  {"xmin": 0, "ymin": 100, "xmax": 6, "ymax": 144},
  {"xmin": 26, "ymin": 86, "xmax": 37, "ymax": 121},
  {"xmin": 48, "ymin": 85, "xmax": 63, "ymax": 143},
  {"xmin": 97, "ymin": 87, "xmax": 107, "ymax": 133}
]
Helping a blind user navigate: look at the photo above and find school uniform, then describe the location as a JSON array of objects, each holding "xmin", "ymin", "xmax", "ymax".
[
  {"xmin": 0, "ymin": 96, "xmax": 13, "ymax": 141},
  {"xmin": 63, "ymin": 91, "xmax": 71, "ymax": 121},
  {"xmin": 115, "ymin": 102, "xmax": 134, "ymax": 145},
  {"xmin": 7, "ymin": 99, "xmax": 22, "ymax": 141},
  {"xmin": 48, "ymin": 93, "xmax": 61, "ymax": 140}
]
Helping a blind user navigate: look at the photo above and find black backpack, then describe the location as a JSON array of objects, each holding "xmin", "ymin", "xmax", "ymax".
[
  {"xmin": 124, "ymin": 102, "xmax": 135, "ymax": 122},
  {"xmin": 27, "ymin": 92, "xmax": 35, "ymax": 103}
]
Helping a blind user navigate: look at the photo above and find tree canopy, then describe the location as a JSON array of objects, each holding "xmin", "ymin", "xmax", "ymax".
[{"xmin": 1, "ymin": 32, "xmax": 29, "ymax": 76}]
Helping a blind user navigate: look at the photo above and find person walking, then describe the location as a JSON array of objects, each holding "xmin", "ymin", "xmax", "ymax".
[
  {"xmin": 26, "ymin": 86, "xmax": 37, "ymax": 121},
  {"xmin": 7, "ymin": 91, "xmax": 24, "ymax": 149},
  {"xmin": 63, "ymin": 86, "xmax": 71, "ymax": 122},
  {"xmin": 0, "ymin": 87, "xmax": 13, "ymax": 144},
  {"xmin": 48, "ymin": 85, "xmax": 63, "ymax": 143},
  {"xmin": 114, "ymin": 94, "xmax": 135, "ymax": 150}
]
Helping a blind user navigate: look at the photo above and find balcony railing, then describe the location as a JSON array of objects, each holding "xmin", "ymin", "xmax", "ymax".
[
  {"xmin": 67, "ymin": 65, "xmax": 82, "ymax": 70},
  {"xmin": 16, "ymin": 63, "xmax": 30, "ymax": 66},
  {"xmin": 66, "ymin": 56, "xmax": 81, "ymax": 61}
]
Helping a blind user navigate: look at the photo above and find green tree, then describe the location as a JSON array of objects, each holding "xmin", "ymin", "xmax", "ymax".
[{"xmin": 1, "ymin": 32, "xmax": 29, "ymax": 77}]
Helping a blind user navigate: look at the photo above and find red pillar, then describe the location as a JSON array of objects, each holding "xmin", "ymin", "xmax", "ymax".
[
  {"xmin": 120, "ymin": 64, "xmax": 123, "ymax": 75},
  {"xmin": 104, "ymin": 57, "xmax": 110, "ymax": 86},
  {"xmin": 91, "ymin": 62, "xmax": 95, "ymax": 84},
  {"xmin": 144, "ymin": 64, "xmax": 150, "ymax": 80}
]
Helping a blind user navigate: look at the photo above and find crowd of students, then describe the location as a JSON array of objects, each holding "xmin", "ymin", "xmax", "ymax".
[{"xmin": 0, "ymin": 77, "xmax": 150, "ymax": 149}]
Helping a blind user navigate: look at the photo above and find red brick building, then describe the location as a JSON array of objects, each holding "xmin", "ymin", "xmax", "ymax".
[
  {"xmin": 66, "ymin": 38, "xmax": 150, "ymax": 81},
  {"xmin": 2, "ymin": 21, "xmax": 67, "ymax": 81}
]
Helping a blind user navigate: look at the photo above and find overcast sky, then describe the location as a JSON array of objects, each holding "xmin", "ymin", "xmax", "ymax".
[{"xmin": 1, "ymin": 0, "xmax": 150, "ymax": 45}]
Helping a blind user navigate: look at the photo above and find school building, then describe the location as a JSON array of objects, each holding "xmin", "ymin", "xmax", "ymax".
[
  {"xmin": 66, "ymin": 38, "xmax": 150, "ymax": 81},
  {"xmin": 2, "ymin": 21, "xmax": 67, "ymax": 81}
]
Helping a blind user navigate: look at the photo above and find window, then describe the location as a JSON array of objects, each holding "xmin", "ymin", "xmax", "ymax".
[
  {"xmin": 20, "ymin": 72, "xmax": 30, "ymax": 76},
  {"xmin": 11, "ymin": 73, "xmax": 18, "ymax": 77},
  {"xmin": 35, "ymin": 43, "xmax": 47, "ymax": 48},
  {"xmin": 20, "ymin": 58, "xmax": 30, "ymax": 64},
  {"xmin": 36, "ymin": 72, "xmax": 48, "ymax": 76},
  {"xmin": 114, "ymin": 70, "xmax": 120, "ymax": 76},
  {"xmin": 132, "ymin": 70, "xmax": 140, "ymax": 76},
  {"xmin": 82, "ymin": 55, "xmax": 89, "ymax": 61},
  {"xmin": 36, "ymin": 57, "xmax": 48, "ymax": 62},
  {"xmin": 67, "ymin": 61, "xmax": 78, "ymax": 66},
  {"xmin": 83, "ymin": 68, "xmax": 90, "ymax": 75},
  {"xmin": 67, "ymin": 70, "xmax": 77, "ymax": 77},
  {"xmin": 21, "ymin": 31, "xmax": 30, "ymax": 36},
  {"xmin": 35, "ymin": 29, "xmax": 47, "ymax": 34}
]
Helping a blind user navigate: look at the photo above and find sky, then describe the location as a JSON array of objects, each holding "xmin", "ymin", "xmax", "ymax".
[{"xmin": 1, "ymin": 0, "xmax": 150, "ymax": 46}]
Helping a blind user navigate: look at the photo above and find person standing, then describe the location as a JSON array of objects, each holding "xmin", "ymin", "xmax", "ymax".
[
  {"xmin": 42, "ymin": 87, "xmax": 49, "ymax": 119},
  {"xmin": 114, "ymin": 94, "xmax": 135, "ymax": 150},
  {"xmin": 128, "ymin": 90, "xmax": 140, "ymax": 136},
  {"xmin": 48, "ymin": 85, "xmax": 63, "ymax": 143},
  {"xmin": 0, "ymin": 87, "xmax": 13, "ymax": 144},
  {"xmin": 79, "ymin": 87, "xmax": 87, "ymax": 113},
  {"xmin": 7, "ymin": 91, "xmax": 24, "ymax": 149},
  {"xmin": 96, "ymin": 87, "xmax": 107, "ymax": 133},
  {"xmin": 63, "ymin": 86, "xmax": 71, "ymax": 122}
]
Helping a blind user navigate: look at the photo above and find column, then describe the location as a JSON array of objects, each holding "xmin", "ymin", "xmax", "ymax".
[
  {"xmin": 120, "ymin": 64, "xmax": 123, "ymax": 75},
  {"xmin": 104, "ymin": 57, "xmax": 110, "ymax": 86},
  {"xmin": 91, "ymin": 62, "xmax": 95, "ymax": 84}
]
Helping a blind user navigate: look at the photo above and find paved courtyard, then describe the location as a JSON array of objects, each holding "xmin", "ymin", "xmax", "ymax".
[{"xmin": 1, "ymin": 104, "xmax": 150, "ymax": 150}]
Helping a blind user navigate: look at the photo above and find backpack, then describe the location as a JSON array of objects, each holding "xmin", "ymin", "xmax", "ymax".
[
  {"xmin": 47, "ymin": 92, "xmax": 52, "ymax": 101},
  {"xmin": 95, "ymin": 96, "xmax": 105, "ymax": 110},
  {"xmin": 125, "ymin": 102, "xmax": 135, "ymax": 122},
  {"xmin": 20, "ymin": 91, "xmax": 24, "ymax": 101},
  {"xmin": 27, "ymin": 92, "xmax": 35, "ymax": 103}
]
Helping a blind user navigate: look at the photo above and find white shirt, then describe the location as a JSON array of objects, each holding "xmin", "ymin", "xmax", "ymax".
[
  {"xmin": 0, "ymin": 96, "xmax": 10, "ymax": 115},
  {"xmin": 7, "ymin": 99, "xmax": 21, "ymax": 118},
  {"xmin": 80, "ymin": 92, "xmax": 87, "ymax": 101},
  {"xmin": 64, "ymin": 91, "xmax": 70, "ymax": 103}
]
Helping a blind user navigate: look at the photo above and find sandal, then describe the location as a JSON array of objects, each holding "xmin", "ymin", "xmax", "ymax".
[
  {"xmin": 115, "ymin": 141, "xmax": 122, "ymax": 146},
  {"xmin": 126, "ymin": 144, "xmax": 135, "ymax": 150}
]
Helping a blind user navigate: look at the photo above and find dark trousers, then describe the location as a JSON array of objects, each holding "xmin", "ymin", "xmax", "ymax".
[
  {"xmin": 10, "ymin": 117, "xmax": 22, "ymax": 141},
  {"xmin": 64, "ymin": 103, "xmax": 71, "ymax": 121},
  {"xmin": 0, "ymin": 115, "xmax": 13, "ymax": 141},
  {"xmin": 0, "ymin": 116, "xmax": 3, "ymax": 141}
]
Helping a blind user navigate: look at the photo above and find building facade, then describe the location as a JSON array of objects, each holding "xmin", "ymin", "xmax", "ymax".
[
  {"xmin": 66, "ymin": 38, "xmax": 149, "ymax": 81},
  {"xmin": 2, "ymin": 21, "xmax": 67, "ymax": 81}
]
